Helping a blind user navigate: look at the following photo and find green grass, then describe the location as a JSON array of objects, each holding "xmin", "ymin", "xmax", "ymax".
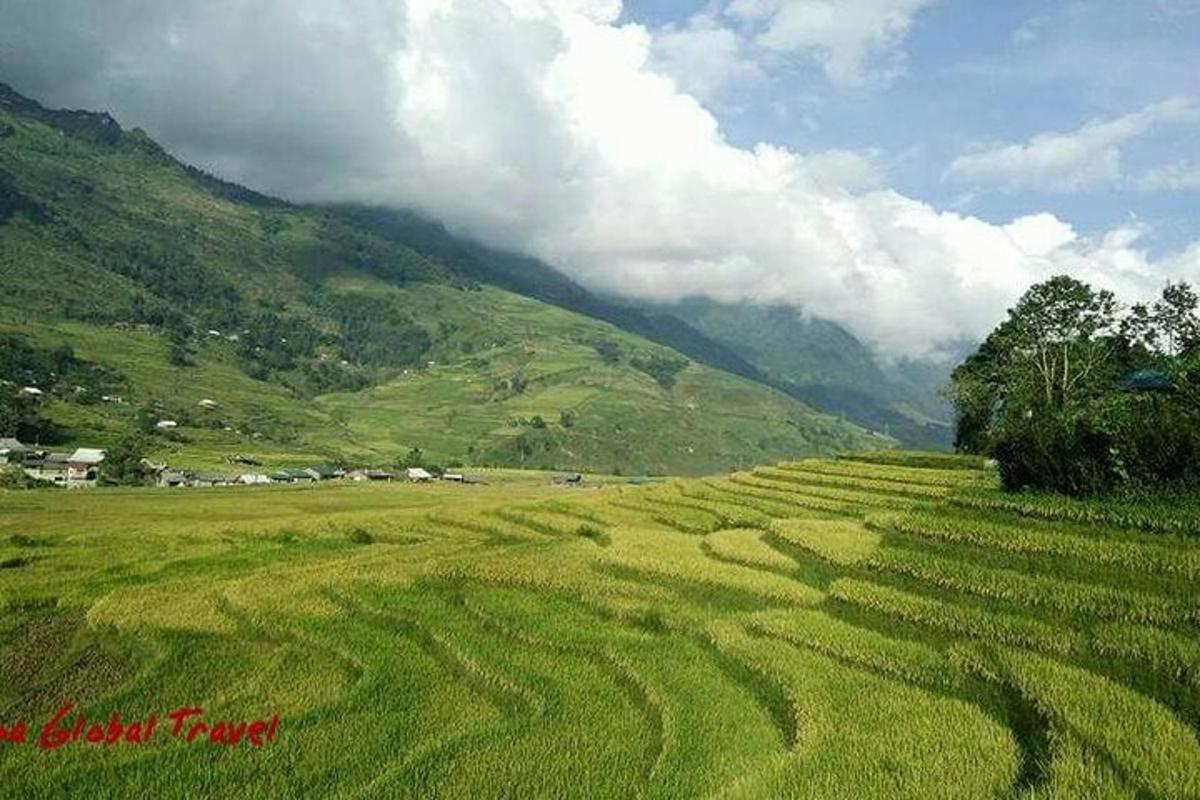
[{"xmin": 2, "ymin": 452, "xmax": 1198, "ymax": 798}]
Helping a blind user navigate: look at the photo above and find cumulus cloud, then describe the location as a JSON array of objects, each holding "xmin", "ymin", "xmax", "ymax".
[
  {"xmin": 946, "ymin": 97, "xmax": 1199, "ymax": 192},
  {"xmin": 1, "ymin": 0, "xmax": 1197, "ymax": 358},
  {"xmin": 648, "ymin": 10, "xmax": 761, "ymax": 103},
  {"xmin": 726, "ymin": 0, "xmax": 939, "ymax": 85}
]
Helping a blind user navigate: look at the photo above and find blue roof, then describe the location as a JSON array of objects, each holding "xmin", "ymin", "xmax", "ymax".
[{"xmin": 1119, "ymin": 367, "xmax": 1177, "ymax": 392}]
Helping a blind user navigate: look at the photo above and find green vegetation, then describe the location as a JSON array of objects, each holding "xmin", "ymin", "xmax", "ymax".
[
  {"xmin": 950, "ymin": 275, "xmax": 1200, "ymax": 495},
  {"xmin": 3, "ymin": 453, "xmax": 1198, "ymax": 797},
  {"xmin": 0, "ymin": 84, "xmax": 879, "ymax": 474},
  {"xmin": 666, "ymin": 298, "xmax": 955, "ymax": 447}
]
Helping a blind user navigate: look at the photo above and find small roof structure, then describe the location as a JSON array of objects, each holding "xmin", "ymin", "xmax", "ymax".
[
  {"xmin": 20, "ymin": 386, "xmax": 43, "ymax": 396},
  {"xmin": 442, "ymin": 472, "xmax": 464, "ymax": 482},
  {"xmin": 68, "ymin": 448, "xmax": 106, "ymax": 465},
  {"xmin": 1119, "ymin": 367, "xmax": 1177, "ymax": 393},
  {"xmin": 304, "ymin": 465, "xmax": 341, "ymax": 480},
  {"xmin": 0, "ymin": 437, "xmax": 29, "ymax": 453},
  {"xmin": 407, "ymin": 467, "xmax": 433, "ymax": 481},
  {"xmin": 156, "ymin": 420, "xmax": 178, "ymax": 430},
  {"xmin": 239, "ymin": 473, "xmax": 272, "ymax": 485},
  {"xmin": 198, "ymin": 398, "xmax": 219, "ymax": 409}
]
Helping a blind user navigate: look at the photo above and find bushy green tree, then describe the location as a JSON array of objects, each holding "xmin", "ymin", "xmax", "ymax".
[
  {"xmin": 951, "ymin": 276, "xmax": 1200, "ymax": 495},
  {"xmin": 100, "ymin": 434, "xmax": 149, "ymax": 486}
]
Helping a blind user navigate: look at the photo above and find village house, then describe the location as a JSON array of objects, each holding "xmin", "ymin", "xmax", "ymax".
[
  {"xmin": 24, "ymin": 452, "xmax": 71, "ymax": 485},
  {"xmin": 156, "ymin": 420, "xmax": 178, "ymax": 431},
  {"xmin": 238, "ymin": 473, "xmax": 272, "ymax": 485},
  {"xmin": 303, "ymin": 465, "xmax": 341, "ymax": 481},
  {"xmin": 406, "ymin": 467, "xmax": 433, "ymax": 482},
  {"xmin": 189, "ymin": 472, "xmax": 232, "ymax": 488},
  {"xmin": 156, "ymin": 470, "xmax": 188, "ymax": 488},
  {"xmin": 347, "ymin": 469, "xmax": 393, "ymax": 482},
  {"xmin": 66, "ymin": 448, "xmax": 106, "ymax": 488},
  {"xmin": 0, "ymin": 438, "xmax": 30, "ymax": 464}
]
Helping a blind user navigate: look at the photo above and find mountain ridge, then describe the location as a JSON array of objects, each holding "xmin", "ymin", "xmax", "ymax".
[{"xmin": 0, "ymin": 82, "xmax": 888, "ymax": 474}]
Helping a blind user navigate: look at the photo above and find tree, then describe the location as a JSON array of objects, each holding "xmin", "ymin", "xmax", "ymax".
[
  {"xmin": 1152, "ymin": 281, "xmax": 1200, "ymax": 356},
  {"xmin": 950, "ymin": 275, "xmax": 1200, "ymax": 495},
  {"xmin": 100, "ymin": 434, "xmax": 149, "ymax": 486},
  {"xmin": 559, "ymin": 409, "xmax": 577, "ymax": 429},
  {"xmin": 997, "ymin": 276, "xmax": 1120, "ymax": 410},
  {"xmin": 398, "ymin": 447, "xmax": 424, "ymax": 469}
]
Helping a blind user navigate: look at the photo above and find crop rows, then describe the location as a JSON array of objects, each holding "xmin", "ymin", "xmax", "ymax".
[
  {"xmin": 869, "ymin": 510, "xmax": 1200, "ymax": 580},
  {"xmin": 949, "ymin": 490, "xmax": 1200, "ymax": 536},
  {"xmin": 4, "ymin": 453, "xmax": 1199, "ymax": 797}
]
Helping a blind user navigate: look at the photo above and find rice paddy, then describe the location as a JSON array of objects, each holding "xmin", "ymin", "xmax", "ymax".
[{"xmin": 1, "ymin": 454, "xmax": 1198, "ymax": 798}]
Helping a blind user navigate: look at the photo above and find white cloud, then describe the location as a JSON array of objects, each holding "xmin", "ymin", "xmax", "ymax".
[
  {"xmin": 649, "ymin": 10, "xmax": 761, "ymax": 103},
  {"xmin": 946, "ymin": 97, "xmax": 1199, "ymax": 192},
  {"xmin": 4, "ymin": 0, "xmax": 1199, "ymax": 359},
  {"xmin": 726, "ymin": 0, "xmax": 939, "ymax": 85},
  {"xmin": 1136, "ymin": 160, "xmax": 1200, "ymax": 191}
]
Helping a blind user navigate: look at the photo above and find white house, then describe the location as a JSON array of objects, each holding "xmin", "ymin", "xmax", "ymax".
[
  {"xmin": 66, "ymin": 448, "xmax": 106, "ymax": 487},
  {"xmin": 198, "ymin": 399, "xmax": 219, "ymax": 410},
  {"xmin": 406, "ymin": 467, "xmax": 433, "ymax": 482},
  {"xmin": 238, "ymin": 473, "xmax": 272, "ymax": 485},
  {"xmin": 156, "ymin": 420, "xmax": 178, "ymax": 431}
]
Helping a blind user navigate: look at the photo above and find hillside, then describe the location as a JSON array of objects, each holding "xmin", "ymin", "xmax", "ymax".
[
  {"xmin": 664, "ymin": 299, "xmax": 956, "ymax": 448},
  {"xmin": 3, "ymin": 453, "xmax": 1198, "ymax": 796},
  {"xmin": 0, "ymin": 84, "xmax": 884, "ymax": 474}
]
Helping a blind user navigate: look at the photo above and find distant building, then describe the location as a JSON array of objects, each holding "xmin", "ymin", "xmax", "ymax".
[
  {"xmin": 442, "ymin": 472, "xmax": 464, "ymax": 482},
  {"xmin": 20, "ymin": 386, "xmax": 43, "ymax": 398},
  {"xmin": 1119, "ymin": 367, "xmax": 1177, "ymax": 393},
  {"xmin": 156, "ymin": 470, "xmax": 188, "ymax": 488},
  {"xmin": 406, "ymin": 467, "xmax": 433, "ymax": 482},
  {"xmin": 346, "ymin": 469, "xmax": 392, "ymax": 482},
  {"xmin": 0, "ymin": 438, "xmax": 29, "ymax": 464},
  {"xmin": 303, "ymin": 466, "xmax": 342, "ymax": 481},
  {"xmin": 189, "ymin": 472, "xmax": 231, "ymax": 488},
  {"xmin": 25, "ymin": 452, "xmax": 71, "ymax": 485},
  {"xmin": 198, "ymin": 399, "xmax": 219, "ymax": 410},
  {"xmin": 66, "ymin": 448, "xmax": 105, "ymax": 487},
  {"xmin": 238, "ymin": 473, "xmax": 272, "ymax": 485},
  {"xmin": 156, "ymin": 420, "xmax": 178, "ymax": 431}
]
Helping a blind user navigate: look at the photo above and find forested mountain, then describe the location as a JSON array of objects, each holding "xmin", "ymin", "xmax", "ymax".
[
  {"xmin": 0, "ymin": 83, "xmax": 886, "ymax": 474},
  {"xmin": 663, "ymin": 299, "xmax": 954, "ymax": 448}
]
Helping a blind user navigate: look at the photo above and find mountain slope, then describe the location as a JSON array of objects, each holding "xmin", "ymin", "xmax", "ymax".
[
  {"xmin": 0, "ymin": 83, "xmax": 885, "ymax": 473},
  {"xmin": 663, "ymin": 299, "xmax": 954, "ymax": 448}
]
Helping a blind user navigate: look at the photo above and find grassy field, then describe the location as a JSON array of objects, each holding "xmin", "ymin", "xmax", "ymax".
[{"xmin": 1, "ymin": 453, "xmax": 1199, "ymax": 798}]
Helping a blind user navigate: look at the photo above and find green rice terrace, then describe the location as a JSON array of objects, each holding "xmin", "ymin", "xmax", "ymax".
[{"xmin": 2, "ymin": 451, "xmax": 1199, "ymax": 798}]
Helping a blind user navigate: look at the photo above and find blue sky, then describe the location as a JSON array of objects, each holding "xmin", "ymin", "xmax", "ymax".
[{"xmin": 625, "ymin": 0, "xmax": 1200, "ymax": 254}]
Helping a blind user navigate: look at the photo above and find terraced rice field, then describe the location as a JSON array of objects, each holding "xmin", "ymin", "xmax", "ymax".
[{"xmin": 1, "ymin": 455, "xmax": 1199, "ymax": 798}]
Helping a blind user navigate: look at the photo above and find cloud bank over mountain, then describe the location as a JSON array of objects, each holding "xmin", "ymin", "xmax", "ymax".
[{"xmin": 1, "ymin": 0, "xmax": 1197, "ymax": 357}]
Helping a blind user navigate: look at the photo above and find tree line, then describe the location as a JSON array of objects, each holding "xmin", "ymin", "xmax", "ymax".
[{"xmin": 950, "ymin": 276, "xmax": 1199, "ymax": 495}]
